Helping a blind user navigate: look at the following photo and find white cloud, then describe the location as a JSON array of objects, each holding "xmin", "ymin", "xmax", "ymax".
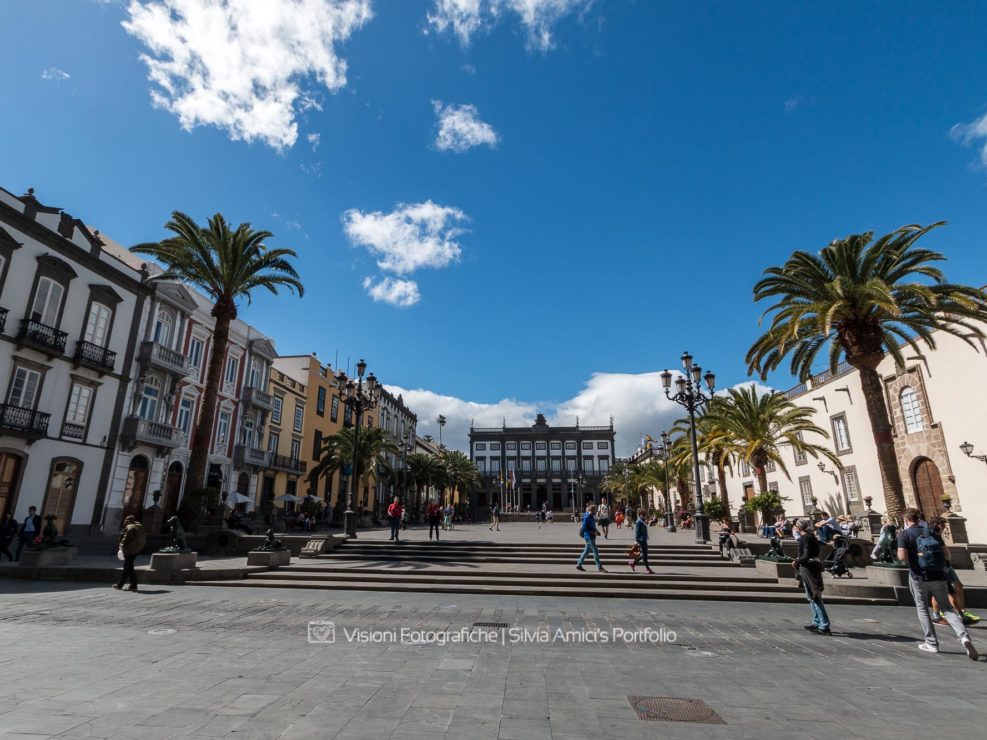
[
  {"xmin": 433, "ymin": 100, "xmax": 499, "ymax": 152},
  {"xmin": 362, "ymin": 276, "xmax": 421, "ymax": 307},
  {"xmin": 307, "ymin": 132, "xmax": 321, "ymax": 151},
  {"xmin": 426, "ymin": 0, "xmax": 591, "ymax": 51},
  {"xmin": 41, "ymin": 67, "xmax": 71, "ymax": 81},
  {"xmin": 122, "ymin": 0, "xmax": 373, "ymax": 151},
  {"xmin": 784, "ymin": 97, "xmax": 802, "ymax": 112},
  {"xmin": 342, "ymin": 200, "xmax": 467, "ymax": 275},
  {"xmin": 952, "ymin": 112, "xmax": 987, "ymax": 167},
  {"xmin": 391, "ymin": 372, "xmax": 778, "ymax": 457}
]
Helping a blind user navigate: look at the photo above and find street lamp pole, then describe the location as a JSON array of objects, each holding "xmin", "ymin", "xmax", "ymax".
[
  {"xmin": 335, "ymin": 359, "xmax": 382, "ymax": 539},
  {"xmin": 658, "ymin": 431, "xmax": 676, "ymax": 533},
  {"xmin": 661, "ymin": 351, "xmax": 716, "ymax": 543}
]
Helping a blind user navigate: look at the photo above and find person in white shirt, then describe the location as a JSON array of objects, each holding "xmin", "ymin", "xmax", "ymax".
[{"xmin": 597, "ymin": 498, "xmax": 611, "ymax": 539}]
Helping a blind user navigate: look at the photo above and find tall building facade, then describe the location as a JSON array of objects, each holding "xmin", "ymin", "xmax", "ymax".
[
  {"xmin": 376, "ymin": 387, "xmax": 417, "ymax": 513},
  {"xmin": 0, "ymin": 187, "xmax": 145, "ymax": 536},
  {"xmin": 469, "ymin": 414, "xmax": 616, "ymax": 513}
]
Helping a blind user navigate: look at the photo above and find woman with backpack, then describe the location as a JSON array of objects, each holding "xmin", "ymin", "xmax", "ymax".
[{"xmin": 576, "ymin": 504, "xmax": 606, "ymax": 572}]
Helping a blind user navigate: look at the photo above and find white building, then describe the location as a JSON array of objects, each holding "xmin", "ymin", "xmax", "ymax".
[
  {"xmin": 98, "ymin": 238, "xmax": 277, "ymax": 531},
  {"xmin": 0, "ymin": 187, "xmax": 145, "ymax": 537},
  {"xmin": 717, "ymin": 325, "xmax": 987, "ymax": 543},
  {"xmin": 376, "ymin": 387, "xmax": 418, "ymax": 510}
]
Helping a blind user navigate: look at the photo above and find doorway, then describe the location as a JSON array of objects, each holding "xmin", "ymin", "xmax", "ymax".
[
  {"xmin": 0, "ymin": 452, "xmax": 24, "ymax": 519},
  {"xmin": 122, "ymin": 455, "xmax": 150, "ymax": 523},
  {"xmin": 912, "ymin": 458, "xmax": 946, "ymax": 519},
  {"xmin": 162, "ymin": 461, "xmax": 183, "ymax": 521},
  {"xmin": 41, "ymin": 458, "xmax": 81, "ymax": 536}
]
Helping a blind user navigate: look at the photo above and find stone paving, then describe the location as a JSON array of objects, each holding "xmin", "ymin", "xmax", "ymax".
[{"xmin": 1, "ymin": 576, "xmax": 985, "ymax": 740}]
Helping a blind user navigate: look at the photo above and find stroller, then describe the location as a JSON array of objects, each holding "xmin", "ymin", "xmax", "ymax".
[{"xmin": 823, "ymin": 533, "xmax": 854, "ymax": 578}]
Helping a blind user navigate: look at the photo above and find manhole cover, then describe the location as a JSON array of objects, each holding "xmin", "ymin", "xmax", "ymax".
[
  {"xmin": 147, "ymin": 628, "xmax": 176, "ymax": 635},
  {"xmin": 473, "ymin": 622, "xmax": 509, "ymax": 629},
  {"xmin": 628, "ymin": 696, "xmax": 725, "ymax": 724}
]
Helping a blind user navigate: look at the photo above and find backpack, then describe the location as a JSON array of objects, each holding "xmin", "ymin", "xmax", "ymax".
[{"xmin": 916, "ymin": 531, "xmax": 945, "ymax": 572}]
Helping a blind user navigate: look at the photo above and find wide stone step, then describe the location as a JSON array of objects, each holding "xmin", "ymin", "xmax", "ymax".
[
  {"xmin": 318, "ymin": 553, "xmax": 733, "ymax": 566},
  {"xmin": 189, "ymin": 578, "xmax": 895, "ymax": 605},
  {"xmin": 284, "ymin": 566, "xmax": 769, "ymax": 584}
]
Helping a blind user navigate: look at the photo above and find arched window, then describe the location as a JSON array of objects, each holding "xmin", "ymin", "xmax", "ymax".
[
  {"xmin": 900, "ymin": 387, "xmax": 924, "ymax": 433},
  {"xmin": 153, "ymin": 309, "xmax": 174, "ymax": 347},
  {"xmin": 139, "ymin": 377, "xmax": 161, "ymax": 421}
]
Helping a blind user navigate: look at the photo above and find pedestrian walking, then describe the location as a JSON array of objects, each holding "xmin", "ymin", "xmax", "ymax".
[
  {"xmin": 628, "ymin": 509, "xmax": 654, "ymax": 574},
  {"xmin": 387, "ymin": 497, "xmax": 403, "ymax": 542},
  {"xmin": 624, "ymin": 505, "xmax": 634, "ymax": 535},
  {"xmin": 897, "ymin": 508, "xmax": 978, "ymax": 659},
  {"xmin": 546, "ymin": 509, "xmax": 554, "ymax": 525},
  {"xmin": 489, "ymin": 502, "xmax": 501, "ymax": 531},
  {"xmin": 0, "ymin": 512, "xmax": 17, "ymax": 561},
  {"xmin": 576, "ymin": 504, "xmax": 606, "ymax": 572},
  {"xmin": 113, "ymin": 515, "xmax": 146, "ymax": 592},
  {"xmin": 598, "ymin": 498, "xmax": 611, "ymax": 539},
  {"xmin": 792, "ymin": 518, "xmax": 831, "ymax": 635},
  {"xmin": 927, "ymin": 517, "xmax": 981, "ymax": 625},
  {"xmin": 14, "ymin": 506, "xmax": 42, "ymax": 561},
  {"xmin": 426, "ymin": 500, "xmax": 442, "ymax": 540},
  {"xmin": 444, "ymin": 505, "xmax": 454, "ymax": 531}
]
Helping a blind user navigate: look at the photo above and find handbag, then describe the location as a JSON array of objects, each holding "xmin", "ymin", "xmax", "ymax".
[
  {"xmin": 627, "ymin": 543, "xmax": 641, "ymax": 557},
  {"xmin": 117, "ymin": 548, "xmax": 125, "ymax": 561}
]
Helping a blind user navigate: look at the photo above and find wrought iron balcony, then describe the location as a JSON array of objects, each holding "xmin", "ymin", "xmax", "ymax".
[
  {"xmin": 241, "ymin": 385, "xmax": 274, "ymax": 412},
  {"xmin": 74, "ymin": 340, "xmax": 116, "ymax": 373},
  {"xmin": 138, "ymin": 340, "xmax": 189, "ymax": 378},
  {"xmin": 0, "ymin": 307, "xmax": 7, "ymax": 334},
  {"xmin": 234, "ymin": 444, "xmax": 270, "ymax": 469},
  {"xmin": 0, "ymin": 404, "xmax": 50, "ymax": 440},
  {"xmin": 120, "ymin": 416, "xmax": 180, "ymax": 451},
  {"xmin": 17, "ymin": 319, "xmax": 67, "ymax": 356},
  {"xmin": 61, "ymin": 421, "xmax": 86, "ymax": 441},
  {"xmin": 269, "ymin": 454, "xmax": 307, "ymax": 475}
]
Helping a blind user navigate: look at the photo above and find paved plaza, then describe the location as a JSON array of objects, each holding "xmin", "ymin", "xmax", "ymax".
[{"xmin": 1, "ymin": 553, "xmax": 985, "ymax": 740}]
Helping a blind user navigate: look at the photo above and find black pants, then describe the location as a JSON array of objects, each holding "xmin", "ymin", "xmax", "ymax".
[
  {"xmin": 14, "ymin": 534, "xmax": 33, "ymax": 561},
  {"xmin": 390, "ymin": 516, "xmax": 401, "ymax": 541},
  {"xmin": 428, "ymin": 517, "xmax": 440, "ymax": 539},
  {"xmin": 117, "ymin": 554, "xmax": 138, "ymax": 589},
  {"xmin": 0, "ymin": 539, "xmax": 13, "ymax": 561},
  {"xmin": 633, "ymin": 541, "xmax": 650, "ymax": 568}
]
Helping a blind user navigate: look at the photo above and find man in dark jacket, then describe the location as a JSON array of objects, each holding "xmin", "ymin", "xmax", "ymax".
[
  {"xmin": 15, "ymin": 506, "xmax": 42, "ymax": 561},
  {"xmin": 793, "ymin": 518, "xmax": 831, "ymax": 635},
  {"xmin": 114, "ymin": 515, "xmax": 146, "ymax": 592},
  {"xmin": 629, "ymin": 509, "xmax": 654, "ymax": 574}
]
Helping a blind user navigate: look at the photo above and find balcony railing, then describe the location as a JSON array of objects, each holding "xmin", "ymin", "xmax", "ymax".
[
  {"xmin": 17, "ymin": 319, "xmax": 67, "ymax": 356},
  {"xmin": 242, "ymin": 386, "xmax": 274, "ymax": 412},
  {"xmin": 121, "ymin": 416, "xmax": 180, "ymax": 451},
  {"xmin": 269, "ymin": 454, "xmax": 307, "ymax": 475},
  {"xmin": 0, "ymin": 307, "xmax": 7, "ymax": 334},
  {"xmin": 139, "ymin": 340, "xmax": 189, "ymax": 377},
  {"xmin": 61, "ymin": 421, "xmax": 86, "ymax": 440},
  {"xmin": 0, "ymin": 404, "xmax": 50, "ymax": 439},
  {"xmin": 234, "ymin": 444, "xmax": 270, "ymax": 468},
  {"xmin": 74, "ymin": 340, "xmax": 116, "ymax": 373}
]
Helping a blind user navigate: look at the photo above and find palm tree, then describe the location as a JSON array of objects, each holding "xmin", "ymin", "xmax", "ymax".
[
  {"xmin": 406, "ymin": 453, "xmax": 447, "ymax": 510},
  {"xmin": 309, "ymin": 427, "xmax": 400, "ymax": 511},
  {"xmin": 702, "ymin": 386, "xmax": 840, "ymax": 498},
  {"xmin": 439, "ymin": 449, "xmax": 479, "ymax": 508},
  {"xmin": 602, "ymin": 460, "xmax": 635, "ymax": 507},
  {"xmin": 133, "ymin": 212, "xmax": 303, "ymax": 498},
  {"xmin": 630, "ymin": 459, "xmax": 667, "ymax": 512},
  {"xmin": 746, "ymin": 223, "xmax": 987, "ymax": 518},
  {"xmin": 696, "ymin": 398, "xmax": 736, "ymax": 514}
]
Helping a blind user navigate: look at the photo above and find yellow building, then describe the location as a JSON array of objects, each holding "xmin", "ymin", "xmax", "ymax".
[
  {"xmin": 273, "ymin": 354, "xmax": 345, "ymax": 519},
  {"xmin": 258, "ymin": 365, "xmax": 308, "ymax": 511}
]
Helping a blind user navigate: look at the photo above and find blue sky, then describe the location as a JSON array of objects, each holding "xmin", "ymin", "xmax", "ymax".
[{"xmin": 2, "ymin": 0, "xmax": 986, "ymax": 453}]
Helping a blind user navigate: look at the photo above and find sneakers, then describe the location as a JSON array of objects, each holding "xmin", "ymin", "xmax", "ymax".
[
  {"xmin": 126, "ymin": 585, "xmax": 138, "ymax": 592},
  {"xmin": 598, "ymin": 566, "xmax": 607, "ymax": 572},
  {"xmin": 628, "ymin": 560, "xmax": 636, "ymax": 571},
  {"xmin": 576, "ymin": 565, "xmax": 585, "ymax": 571},
  {"xmin": 918, "ymin": 642, "xmax": 939, "ymax": 653},
  {"xmin": 112, "ymin": 584, "xmax": 122, "ymax": 590},
  {"xmin": 646, "ymin": 568, "xmax": 655, "ymax": 574},
  {"xmin": 962, "ymin": 610, "xmax": 981, "ymax": 623},
  {"xmin": 962, "ymin": 638, "xmax": 979, "ymax": 661},
  {"xmin": 805, "ymin": 626, "xmax": 831, "ymax": 636}
]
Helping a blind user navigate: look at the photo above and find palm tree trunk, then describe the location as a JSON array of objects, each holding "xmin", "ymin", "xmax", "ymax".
[
  {"xmin": 718, "ymin": 465, "xmax": 730, "ymax": 515},
  {"xmin": 755, "ymin": 465, "xmax": 768, "ymax": 495},
  {"xmin": 185, "ymin": 305, "xmax": 233, "ymax": 499},
  {"xmin": 857, "ymin": 364, "xmax": 906, "ymax": 519}
]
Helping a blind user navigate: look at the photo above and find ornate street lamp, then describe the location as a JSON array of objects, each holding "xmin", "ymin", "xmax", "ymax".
[
  {"xmin": 336, "ymin": 359, "xmax": 382, "ymax": 538},
  {"xmin": 661, "ymin": 351, "xmax": 716, "ymax": 543},
  {"xmin": 657, "ymin": 430, "xmax": 676, "ymax": 533},
  {"xmin": 959, "ymin": 441, "xmax": 987, "ymax": 464}
]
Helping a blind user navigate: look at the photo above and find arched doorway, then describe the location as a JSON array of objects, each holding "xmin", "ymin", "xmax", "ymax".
[
  {"xmin": 42, "ymin": 458, "xmax": 81, "ymax": 536},
  {"xmin": 912, "ymin": 458, "xmax": 946, "ymax": 519},
  {"xmin": 162, "ymin": 461, "xmax": 183, "ymax": 521},
  {"xmin": 0, "ymin": 452, "xmax": 25, "ymax": 519},
  {"xmin": 122, "ymin": 455, "xmax": 150, "ymax": 524}
]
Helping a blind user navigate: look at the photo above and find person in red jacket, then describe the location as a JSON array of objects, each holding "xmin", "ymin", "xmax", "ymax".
[{"xmin": 387, "ymin": 497, "xmax": 403, "ymax": 542}]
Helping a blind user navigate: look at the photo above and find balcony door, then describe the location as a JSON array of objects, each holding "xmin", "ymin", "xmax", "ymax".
[
  {"xmin": 0, "ymin": 452, "xmax": 24, "ymax": 519},
  {"xmin": 83, "ymin": 302, "xmax": 112, "ymax": 347},
  {"xmin": 30, "ymin": 277, "xmax": 63, "ymax": 326}
]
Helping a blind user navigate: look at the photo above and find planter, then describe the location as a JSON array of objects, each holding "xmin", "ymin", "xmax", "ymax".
[
  {"xmin": 247, "ymin": 550, "xmax": 291, "ymax": 567},
  {"xmin": 150, "ymin": 551, "xmax": 198, "ymax": 572},
  {"xmin": 755, "ymin": 558, "xmax": 794, "ymax": 579},
  {"xmin": 18, "ymin": 546, "xmax": 78, "ymax": 567},
  {"xmin": 865, "ymin": 565, "xmax": 910, "ymax": 587}
]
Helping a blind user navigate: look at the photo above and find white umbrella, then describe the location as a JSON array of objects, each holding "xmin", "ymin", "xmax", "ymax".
[
  {"xmin": 226, "ymin": 492, "xmax": 252, "ymax": 506},
  {"xmin": 273, "ymin": 494, "xmax": 305, "ymax": 504}
]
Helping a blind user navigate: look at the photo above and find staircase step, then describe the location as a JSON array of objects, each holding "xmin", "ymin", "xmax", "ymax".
[
  {"xmin": 283, "ymin": 566, "xmax": 769, "ymax": 583},
  {"xmin": 189, "ymin": 578, "xmax": 895, "ymax": 605},
  {"xmin": 317, "ymin": 554, "xmax": 732, "ymax": 566}
]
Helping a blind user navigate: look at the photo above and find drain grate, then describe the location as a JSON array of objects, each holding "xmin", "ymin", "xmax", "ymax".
[
  {"xmin": 472, "ymin": 622, "xmax": 509, "ymax": 629},
  {"xmin": 628, "ymin": 696, "xmax": 725, "ymax": 724}
]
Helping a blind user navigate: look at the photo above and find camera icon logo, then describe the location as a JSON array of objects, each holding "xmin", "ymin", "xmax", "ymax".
[{"xmin": 307, "ymin": 620, "xmax": 335, "ymax": 643}]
